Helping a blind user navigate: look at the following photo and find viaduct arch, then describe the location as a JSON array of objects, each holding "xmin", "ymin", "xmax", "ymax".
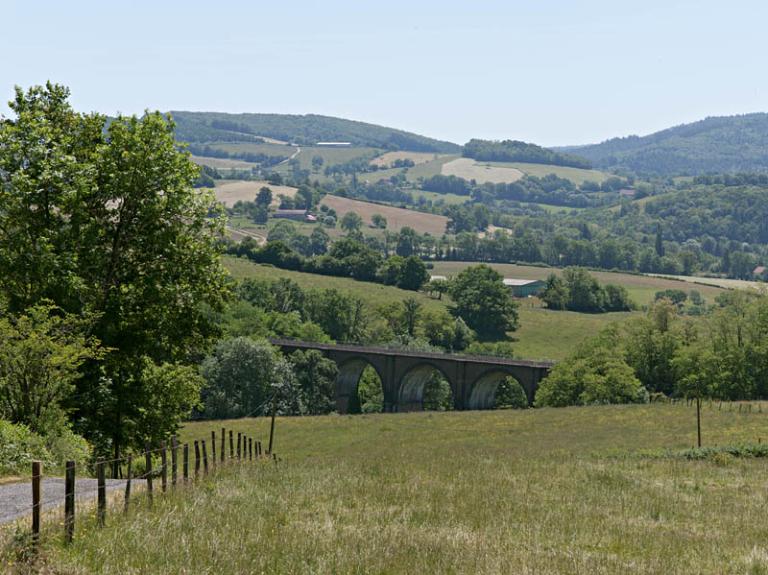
[{"xmin": 271, "ymin": 339, "xmax": 554, "ymax": 413}]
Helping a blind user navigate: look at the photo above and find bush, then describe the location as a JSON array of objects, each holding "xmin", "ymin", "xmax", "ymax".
[{"xmin": 0, "ymin": 420, "xmax": 91, "ymax": 475}]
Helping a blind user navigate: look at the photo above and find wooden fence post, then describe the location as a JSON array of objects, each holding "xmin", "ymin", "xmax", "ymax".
[
  {"xmin": 183, "ymin": 443, "xmax": 189, "ymax": 483},
  {"xmin": 124, "ymin": 456, "xmax": 132, "ymax": 514},
  {"xmin": 237, "ymin": 433, "xmax": 242, "ymax": 460},
  {"xmin": 65, "ymin": 460, "xmax": 75, "ymax": 543},
  {"xmin": 171, "ymin": 437, "xmax": 178, "ymax": 488},
  {"xmin": 194, "ymin": 440, "xmax": 201, "ymax": 479},
  {"xmin": 160, "ymin": 441, "xmax": 168, "ymax": 493},
  {"xmin": 220, "ymin": 427, "xmax": 225, "ymax": 463},
  {"xmin": 97, "ymin": 461, "xmax": 106, "ymax": 527},
  {"xmin": 257, "ymin": 441, "xmax": 262, "ymax": 457},
  {"xmin": 145, "ymin": 443, "xmax": 153, "ymax": 504},
  {"xmin": 211, "ymin": 431, "xmax": 216, "ymax": 468},
  {"xmin": 31, "ymin": 461, "xmax": 41, "ymax": 544},
  {"xmin": 249, "ymin": 437, "xmax": 253, "ymax": 461},
  {"xmin": 268, "ymin": 393, "xmax": 277, "ymax": 455},
  {"xmin": 229, "ymin": 430, "xmax": 234, "ymax": 459},
  {"xmin": 202, "ymin": 440, "xmax": 209, "ymax": 475}
]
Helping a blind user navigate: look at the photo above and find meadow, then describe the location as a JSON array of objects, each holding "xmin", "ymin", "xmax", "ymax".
[
  {"xmin": 214, "ymin": 179, "xmax": 298, "ymax": 207},
  {"xmin": 36, "ymin": 403, "xmax": 768, "ymax": 574},
  {"xmin": 430, "ymin": 261, "xmax": 726, "ymax": 307},
  {"xmin": 441, "ymin": 157, "xmax": 524, "ymax": 184},
  {"xmin": 226, "ymin": 257, "xmax": 638, "ymax": 360},
  {"xmin": 498, "ymin": 161, "xmax": 611, "ymax": 185}
]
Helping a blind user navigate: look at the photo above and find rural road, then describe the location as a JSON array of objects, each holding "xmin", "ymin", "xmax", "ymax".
[{"xmin": 0, "ymin": 478, "xmax": 127, "ymax": 524}]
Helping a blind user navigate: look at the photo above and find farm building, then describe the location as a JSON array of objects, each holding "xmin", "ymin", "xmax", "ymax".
[
  {"xmin": 503, "ymin": 278, "xmax": 546, "ymax": 298},
  {"xmin": 754, "ymin": 265, "xmax": 767, "ymax": 279},
  {"xmin": 273, "ymin": 210, "xmax": 316, "ymax": 222},
  {"xmin": 429, "ymin": 275, "xmax": 448, "ymax": 282}
]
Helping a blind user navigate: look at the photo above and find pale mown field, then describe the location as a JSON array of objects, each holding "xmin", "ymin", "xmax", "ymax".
[
  {"xmin": 30, "ymin": 404, "xmax": 768, "ymax": 574},
  {"xmin": 320, "ymin": 195, "xmax": 449, "ymax": 235},
  {"xmin": 369, "ymin": 150, "xmax": 439, "ymax": 167},
  {"xmin": 214, "ymin": 180, "xmax": 298, "ymax": 208},
  {"xmin": 441, "ymin": 157, "xmax": 524, "ymax": 184}
]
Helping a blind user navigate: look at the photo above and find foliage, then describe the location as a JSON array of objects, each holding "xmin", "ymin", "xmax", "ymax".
[
  {"xmin": 541, "ymin": 268, "xmax": 635, "ymax": 313},
  {"xmin": 171, "ymin": 111, "xmax": 460, "ymax": 152},
  {"xmin": 463, "ymin": 138, "xmax": 592, "ymax": 168},
  {"xmin": 0, "ymin": 420, "xmax": 90, "ymax": 475},
  {"xmin": 494, "ymin": 378, "xmax": 529, "ymax": 409},
  {"xmin": 448, "ymin": 265, "xmax": 519, "ymax": 339},
  {"xmin": 288, "ymin": 350, "xmax": 338, "ymax": 415},
  {"xmin": 0, "ymin": 303, "xmax": 101, "ymax": 435},
  {"xmin": 536, "ymin": 328, "xmax": 648, "ymax": 407},
  {"xmin": 0, "ymin": 84, "xmax": 229, "ymax": 457}
]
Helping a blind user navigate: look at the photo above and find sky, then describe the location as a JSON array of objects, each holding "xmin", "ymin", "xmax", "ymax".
[{"xmin": 3, "ymin": 0, "xmax": 767, "ymax": 147}]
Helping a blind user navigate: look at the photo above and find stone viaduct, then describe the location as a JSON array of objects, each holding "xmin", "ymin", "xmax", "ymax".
[{"xmin": 271, "ymin": 339, "xmax": 554, "ymax": 413}]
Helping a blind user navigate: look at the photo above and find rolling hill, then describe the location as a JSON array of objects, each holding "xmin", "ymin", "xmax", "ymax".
[
  {"xmin": 562, "ymin": 113, "xmax": 768, "ymax": 176},
  {"xmin": 169, "ymin": 111, "xmax": 461, "ymax": 153}
]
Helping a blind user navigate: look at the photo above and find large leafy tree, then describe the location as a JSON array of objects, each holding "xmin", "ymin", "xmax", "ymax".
[
  {"xmin": 0, "ymin": 84, "xmax": 228, "ymax": 456},
  {"xmin": 448, "ymin": 265, "xmax": 519, "ymax": 339}
]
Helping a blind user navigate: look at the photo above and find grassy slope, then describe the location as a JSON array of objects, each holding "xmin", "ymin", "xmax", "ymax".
[
  {"xmin": 430, "ymin": 261, "xmax": 726, "ymax": 307},
  {"xmin": 499, "ymin": 161, "xmax": 610, "ymax": 184},
  {"xmin": 224, "ymin": 257, "xmax": 636, "ymax": 360},
  {"xmin": 44, "ymin": 404, "xmax": 768, "ymax": 574}
]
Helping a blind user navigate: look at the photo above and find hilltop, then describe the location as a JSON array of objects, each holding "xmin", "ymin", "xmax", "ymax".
[
  {"xmin": 169, "ymin": 111, "xmax": 461, "ymax": 153},
  {"xmin": 561, "ymin": 112, "xmax": 768, "ymax": 176}
]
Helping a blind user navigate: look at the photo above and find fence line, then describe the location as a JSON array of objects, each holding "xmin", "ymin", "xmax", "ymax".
[{"xmin": 24, "ymin": 426, "xmax": 271, "ymax": 547}]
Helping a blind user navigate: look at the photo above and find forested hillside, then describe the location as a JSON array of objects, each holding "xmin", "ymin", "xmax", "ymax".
[
  {"xmin": 563, "ymin": 113, "xmax": 768, "ymax": 176},
  {"xmin": 463, "ymin": 138, "xmax": 591, "ymax": 168},
  {"xmin": 170, "ymin": 111, "xmax": 461, "ymax": 152}
]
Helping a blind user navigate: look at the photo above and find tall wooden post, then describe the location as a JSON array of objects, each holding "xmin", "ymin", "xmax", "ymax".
[
  {"xmin": 183, "ymin": 443, "xmax": 189, "ymax": 483},
  {"xmin": 211, "ymin": 431, "xmax": 217, "ymax": 467},
  {"xmin": 237, "ymin": 433, "xmax": 242, "ymax": 460},
  {"xmin": 97, "ymin": 461, "xmax": 106, "ymax": 527},
  {"xmin": 145, "ymin": 443, "xmax": 153, "ymax": 504},
  {"xmin": 31, "ymin": 461, "xmax": 42, "ymax": 544},
  {"xmin": 229, "ymin": 430, "xmax": 234, "ymax": 459},
  {"xmin": 268, "ymin": 393, "xmax": 277, "ymax": 455},
  {"xmin": 160, "ymin": 442, "xmax": 168, "ymax": 493},
  {"xmin": 202, "ymin": 440, "xmax": 209, "ymax": 475},
  {"xmin": 220, "ymin": 427, "xmax": 225, "ymax": 463},
  {"xmin": 171, "ymin": 437, "xmax": 178, "ymax": 488},
  {"xmin": 194, "ymin": 440, "xmax": 201, "ymax": 479},
  {"xmin": 65, "ymin": 460, "xmax": 75, "ymax": 542},
  {"xmin": 124, "ymin": 456, "xmax": 132, "ymax": 514},
  {"xmin": 696, "ymin": 396, "xmax": 702, "ymax": 448}
]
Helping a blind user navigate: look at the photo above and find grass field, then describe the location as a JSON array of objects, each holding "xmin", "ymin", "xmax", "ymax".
[
  {"xmin": 203, "ymin": 141, "xmax": 296, "ymax": 158},
  {"xmin": 430, "ymin": 261, "xmax": 726, "ymax": 307},
  {"xmin": 280, "ymin": 146, "xmax": 379, "ymax": 172},
  {"xmin": 37, "ymin": 403, "xmax": 768, "ymax": 574},
  {"xmin": 369, "ymin": 151, "xmax": 439, "ymax": 167},
  {"xmin": 441, "ymin": 157, "xmax": 525, "ymax": 184},
  {"xmin": 500, "ymin": 161, "xmax": 611, "ymax": 185},
  {"xmin": 647, "ymin": 273, "xmax": 766, "ymax": 292},
  {"xmin": 190, "ymin": 154, "xmax": 261, "ymax": 170},
  {"xmin": 407, "ymin": 189, "xmax": 470, "ymax": 206},
  {"xmin": 320, "ymin": 195, "xmax": 449, "ymax": 236},
  {"xmin": 225, "ymin": 257, "xmax": 636, "ymax": 360},
  {"xmin": 214, "ymin": 180, "xmax": 298, "ymax": 207},
  {"xmin": 362, "ymin": 154, "xmax": 459, "ymax": 184}
]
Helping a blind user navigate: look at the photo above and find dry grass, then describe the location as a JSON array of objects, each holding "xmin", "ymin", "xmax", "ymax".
[
  {"xmin": 369, "ymin": 151, "xmax": 439, "ymax": 167},
  {"xmin": 320, "ymin": 195, "xmax": 449, "ymax": 235},
  {"xmin": 441, "ymin": 158, "xmax": 524, "ymax": 184},
  {"xmin": 34, "ymin": 403, "xmax": 768, "ymax": 574},
  {"xmin": 214, "ymin": 180, "xmax": 298, "ymax": 208}
]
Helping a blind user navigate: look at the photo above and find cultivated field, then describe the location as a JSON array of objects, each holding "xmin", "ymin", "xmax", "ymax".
[
  {"xmin": 279, "ymin": 146, "xmax": 379, "ymax": 173},
  {"xmin": 441, "ymin": 157, "xmax": 524, "ymax": 184},
  {"xmin": 320, "ymin": 195, "xmax": 449, "ymax": 235},
  {"xmin": 214, "ymin": 180, "xmax": 298, "ymax": 207},
  {"xmin": 431, "ymin": 261, "xmax": 727, "ymax": 307},
  {"xmin": 38, "ymin": 404, "xmax": 768, "ymax": 574},
  {"xmin": 369, "ymin": 151, "xmax": 439, "ymax": 167}
]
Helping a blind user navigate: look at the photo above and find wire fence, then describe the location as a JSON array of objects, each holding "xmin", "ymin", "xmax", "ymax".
[{"xmin": 16, "ymin": 426, "xmax": 273, "ymax": 547}]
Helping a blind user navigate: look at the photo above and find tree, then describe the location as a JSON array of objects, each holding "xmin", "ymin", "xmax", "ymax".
[
  {"xmin": 371, "ymin": 214, "xmax": 387, "ymax": 229},
  {"xmin": 397, "ymin": 256, "xmax": 430, "ymax": 291},
  {"xmin": 289, "ymin": 349, "xmax": 338, "ymax": 415},
  {"xmin": 0, "ymin": 303, "xmax": 101, "ymax": 435},
  {"xmin": 200, "ymin": 338, "xmax": 287, "ymax": 419},
  {"xmin": 0, "ymin": 84, "xmax": 229, "ymax": 457},
  {"xmin": 448, "ymin": 265, "xmax": 519, "ymax": 339},
  {"xmin": 401, "ymin": 298, "xmax": 422, "ymax": 338},
  {"xmin": 311, "ymin": 155, "xmax": 324, "ymax": 172},
  {"xmin": 309, "ymin": 226, "xmax": 330, "ymax": 255},
  {"xmin": 340, "ymin": 211, "xmax": 363, "ymax": 233},
  {"xmin": 256, "ymin": 186, "xmax": 273, "ymax": 207}
]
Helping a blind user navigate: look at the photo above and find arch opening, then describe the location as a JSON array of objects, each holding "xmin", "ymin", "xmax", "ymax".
[
  {"xmin": 398, "ymin": 364, "xmax": 454, "ymax": 412},
  {"xmin": 469, "ymin": 371, "xmax": 529, "ymax": 410},
  {"xmin": 336, "ymin": 358, "xmax": 384, "ymax": 414}
]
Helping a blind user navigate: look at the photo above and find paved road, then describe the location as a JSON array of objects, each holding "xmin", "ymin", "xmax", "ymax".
[{"xmin": 0, "ymin": 478, "xmax": 127, "ymax": 524}]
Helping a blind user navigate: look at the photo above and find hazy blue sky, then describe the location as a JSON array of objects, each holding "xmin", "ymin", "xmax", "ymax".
[{"xmin": 3, "ymin": 0, "xmax": 767, "ymax": 146}]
